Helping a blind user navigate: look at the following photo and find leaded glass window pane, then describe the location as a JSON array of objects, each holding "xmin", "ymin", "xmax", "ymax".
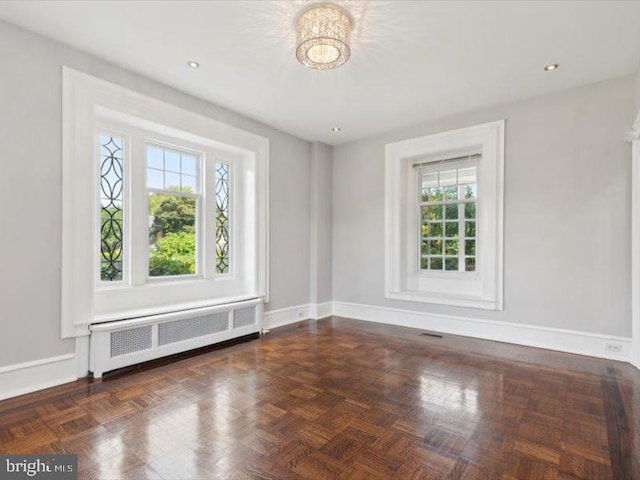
[
  {"xmin": 99, "ymin": 134, "xmax": 124, "ymax": 282},
  {"xmin": 215, "ymin": 162, "xmax": 230, "ymax": 274}
]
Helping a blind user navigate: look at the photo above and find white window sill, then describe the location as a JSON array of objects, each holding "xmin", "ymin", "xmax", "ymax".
[
  {"xmin": 386, "ymin": 290, "xmax": 501, "ymax": 310},
  {"xmin": 92, "ymin": 294, "xmax": 262, "ymax": 324}
]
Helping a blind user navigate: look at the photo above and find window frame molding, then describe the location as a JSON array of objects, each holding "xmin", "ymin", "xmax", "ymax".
[
  {"xmin": 627, "ymin": 110, "xmax": 640, "ymax": 370},
  {"xmin": 62, "ymin": 67, "xmax": 269, "ymax": 339},
  {"xmin": 384, "ymin": 120, "xmax": 505, "ymax": 310}
]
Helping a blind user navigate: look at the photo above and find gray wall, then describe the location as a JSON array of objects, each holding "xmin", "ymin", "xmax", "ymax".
[
  {"xmin": 0, "ymin": 17, "xmax": 634, "ymax": 369},
  {"xmin": 0, "ymin": 20, "xmax": 311, "ymax": 367},
  {"xmin": 309, "ymin": 142, "xmax": 333, "ymax": 305},
  {"xmin": 332, "ymin": 75, "xmax": 634, "ymax": 337}
]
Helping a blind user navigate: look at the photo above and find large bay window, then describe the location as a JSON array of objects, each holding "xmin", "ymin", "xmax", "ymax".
[
  {"xmin": 385, "ymin": 121, "xmax": 504, "ymax": 310},
  {"xmin": 62, "ymin": 68, "xmax": 268, "ymax": 338}
]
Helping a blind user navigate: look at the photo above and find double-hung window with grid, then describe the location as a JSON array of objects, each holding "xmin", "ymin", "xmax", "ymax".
[
  {"xmin": 145, "ymin": 144, "xmax": 201, "ymax": 278},
  {"xmin": 418, "ymin": 156, "xmax": 478, "ymax": 274}
]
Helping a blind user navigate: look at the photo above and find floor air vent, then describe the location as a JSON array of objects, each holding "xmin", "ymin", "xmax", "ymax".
[
  {"xmin": 420, "ymin": 332, "xmax": 444, "ymax": 338},
  {"xmin": 90, "ymin": 298, "xmax": 262, "ymax": 378}
]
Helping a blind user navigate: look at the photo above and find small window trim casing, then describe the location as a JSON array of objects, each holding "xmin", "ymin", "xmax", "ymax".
[{"xmin": 385, "ymin": 120, "xmax": 504, "ymax": 310}]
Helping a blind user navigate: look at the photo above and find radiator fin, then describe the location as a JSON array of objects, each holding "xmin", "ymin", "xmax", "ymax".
[
  {"xmin": 158, "ymin": 312, "xmax": 229, "ymax": 346},
  {"xmin": 110, "ymin": 326, "xmax": 153, "ymax": 357},
  {"xmin": 234, "ymin": 306, "xmax": 256, "ymax": 329}
]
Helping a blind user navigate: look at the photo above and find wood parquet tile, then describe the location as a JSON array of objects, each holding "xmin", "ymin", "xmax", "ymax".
[{"xmin": 1, "ymin": 316, "xmax": 639, "ymax": 480}]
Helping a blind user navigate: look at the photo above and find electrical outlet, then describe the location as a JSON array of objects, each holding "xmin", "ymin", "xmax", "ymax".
[
  {"xmin": 605, "ymin": 343, "xmax": 622, "ymax": 353},
  {"xmin": 298, "ymin": 311, "xmax": 304, "ymax": 318}
]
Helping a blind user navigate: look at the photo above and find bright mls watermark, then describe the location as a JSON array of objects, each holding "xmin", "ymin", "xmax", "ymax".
[{"xmin": 0, "ymin": 455, "xmax": 77, "ymax": 480}]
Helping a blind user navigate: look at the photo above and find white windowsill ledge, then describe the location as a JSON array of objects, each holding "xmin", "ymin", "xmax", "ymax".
[
  {"xmin": 386, "ymin": 290, "xmax": 500, "ymax": 310},
  {"xmin": 92, "ymin": 294, "xmax": 262, "ymax": 324}
]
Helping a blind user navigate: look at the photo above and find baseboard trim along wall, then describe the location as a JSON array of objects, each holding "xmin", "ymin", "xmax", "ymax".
[
  {"xmin": 0, "ymin": 300, "xmax": 631, "ymax": 402},
  {"xmin": 331, "ymin": 301, "xmax": 632, "ymax": 362},
  {"xmin": 0, "ymin": 353, "xmax": 78, "ymax": 401},
  {"xmin": 263, "ymin": 302, "xmax": 332, "ymax": 330},
  {"xmin": 266, "ymin": 301, "xmax": 631, "ymax": 362}
]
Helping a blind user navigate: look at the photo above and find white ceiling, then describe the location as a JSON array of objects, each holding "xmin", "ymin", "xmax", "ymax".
[{"xmin": 1, "ymin": 0, "xmax": 639, "ymax": 145}]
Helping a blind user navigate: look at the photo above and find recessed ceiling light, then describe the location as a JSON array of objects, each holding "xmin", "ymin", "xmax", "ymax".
[
  {"xmin": 331, "ymin": 127, "xmax": 341, "ymax": 132},
  {"xmin": 187, "ymin": 60, "xmax": 200, "ymax": 69},
  {"xmin": 544, "ymin": 63, "xmax": 559, "ymax": 72}
]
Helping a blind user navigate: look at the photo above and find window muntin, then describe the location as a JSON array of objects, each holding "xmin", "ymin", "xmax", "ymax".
[
  {"xmin": 146, "ymin": 145, "xmax": 198, "ymax": 193},
  {"xmin": 215, "ymin": 162, "xmax": 230, "ymax": 274},
  {"xmin": 99, "ymin": 134, "xmax": 125, "ymax": 282},
  {"xmin": 418, "ymin": 159, "xmax": 478, "ymax": 273},
  {"xmin": 146, "ymin": 144, "xmax": 201, "ymax": 278}
]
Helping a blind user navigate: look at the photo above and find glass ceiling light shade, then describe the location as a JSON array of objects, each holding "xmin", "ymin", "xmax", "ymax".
[{"xmin": 296, "ymin": 3, "xmax": 352, "ymax": 70}]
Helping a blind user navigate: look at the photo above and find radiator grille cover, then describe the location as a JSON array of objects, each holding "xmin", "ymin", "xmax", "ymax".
[
  {"xmin": 92, "ymin": 300, "xmax": 261, "ymax": 378},
  {"xmin": 111, "ymin": 326, "xmax": 153, "ymax": 357},
  {"xmin": 158, "ymin": 312, "xmax": 229, "ymax": 346},
  {"xmin": 234, "ymin": 306, "xmax": 256, "ymax": 328}
]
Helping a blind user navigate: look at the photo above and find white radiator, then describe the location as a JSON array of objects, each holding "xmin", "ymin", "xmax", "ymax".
[{"xmin": 89, "ymin": 298, "xmax": 263, "ymax": 377}]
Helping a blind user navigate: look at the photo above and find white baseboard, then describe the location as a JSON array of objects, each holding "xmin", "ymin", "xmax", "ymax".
[
  {"xmin": 332, "ymin": 301, "xmax": 633, "ymax": 362},
  {"xmin": 263, "ymin": 304, "xmax": 310, "ymax": 330},
  {"xmin": 309, "ymin": 302, "xmax": 333, "ymax": 321},
  {"xmin": 3, "ymin": 300, "xmax": 629, "ymax": 403},
  {"xmin": 263, "ymin": 302, "xmax": 333, "ymax": 330},
  {"xmin": 0, "ymin": 353, "xmax": 78, "ymax": 401}
]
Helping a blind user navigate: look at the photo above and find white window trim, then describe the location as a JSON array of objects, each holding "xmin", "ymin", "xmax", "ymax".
[
  {"xmin": 385, "ymin": 120, "xmax": 504, "ymax": 310},
  {"xmin": 62, "ymin": 67, "xmax": 269, "ymax": 338},
  {"xmin": 628, "ymin": 110, "xmax": 640, "ymax": 370}
]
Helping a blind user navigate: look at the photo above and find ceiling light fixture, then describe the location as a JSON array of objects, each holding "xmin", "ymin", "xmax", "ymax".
[
  {"xmin": 331, "ymin": 127, "xmax": 341, "ymax": 132},
  {"xmin": 544, "ymin": 63, "xmax": 559, "ymax": 71},
  {"xmin": 296, "ymin": 3, "xmax": 352, "ymax": 70},
  {"xmin": 187, "ymin": 60, "xmax": 200, "ymax": 69}
]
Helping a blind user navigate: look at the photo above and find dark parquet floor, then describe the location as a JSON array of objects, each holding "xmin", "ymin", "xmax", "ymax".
[{"xmin": 0, "ymin": 317, "xmax": 639, "ymax": 480}]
